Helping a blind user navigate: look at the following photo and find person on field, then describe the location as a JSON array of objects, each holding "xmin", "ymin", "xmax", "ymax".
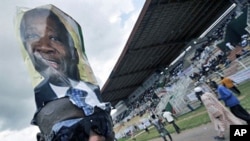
[
  {"xmin": 162, "ymin": 110, "xmax": 181, "ymax": 134},
  {"xmin": 217, "ymin": 84, "xmax": 250, "ymax": 125},
  {"xmin": 194, "ymin": 86, "xmax": 244, "ymax": 140},
  {"xmin": 151, "ymin": 114, "xmax": 173, "ymax": 141},
  {"xmin": 220, "ymin": 76, "xmax": 241, "ymax": 95}
]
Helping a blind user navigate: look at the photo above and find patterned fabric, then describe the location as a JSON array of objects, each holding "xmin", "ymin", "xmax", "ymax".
[
  {"xmin": 66, "ymin": 88, "xmax": 94, "ymax": 116},
  {"xmin": 201, "ymin": 92, "xmax": 244, "ymax": 136},
  {"xmin": 52, "ymin": 118, "xmax": 83, "ymax": 134}
]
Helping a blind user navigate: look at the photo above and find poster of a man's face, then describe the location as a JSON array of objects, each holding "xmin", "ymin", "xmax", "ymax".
[
  {"xmin": 20, "ymin": 8, "xmax": 79, "ymax": 86},
  {"xmin": 16, "ymin": 5, "xmax": 115, "ymax": 141},
  {"xmin": 17, "ymin": 4, "xmax": 98, "ymax": 87}
]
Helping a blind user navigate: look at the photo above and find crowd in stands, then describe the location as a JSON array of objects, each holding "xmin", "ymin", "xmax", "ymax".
[
  {"xmin": 114, "ymin": 3, "xmax": 250, "ymax": 140},
  {"xmin": 113, "ymin": 86, "xmax": 161, "ymax": 124},
  {"xmin": 189, "ymin": 33, "xmax": 250, "ymax": 83},
  {"xmin": 115, "ymin": 30, "xmax": 250, "ymax": 124}
]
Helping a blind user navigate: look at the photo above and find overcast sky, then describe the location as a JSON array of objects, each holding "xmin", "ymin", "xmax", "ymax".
[{"xmin": 0, "ymin": 0, "xmax": 144, "ymax": 140}]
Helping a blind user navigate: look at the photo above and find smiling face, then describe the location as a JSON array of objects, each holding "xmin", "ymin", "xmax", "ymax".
[{"xmin": 20, "ymin": 9, "xmax": 79, "ymax": 86}]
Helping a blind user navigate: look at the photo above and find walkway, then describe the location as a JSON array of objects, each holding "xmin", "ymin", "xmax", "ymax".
[{"xmin": 149, "ymin": 122, "xmax": 230, "ymax": 141}]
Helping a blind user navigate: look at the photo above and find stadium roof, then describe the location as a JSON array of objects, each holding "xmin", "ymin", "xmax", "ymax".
[{"xmin": 100, "ymin": 0, "xmax": 234, "ymax": 107}]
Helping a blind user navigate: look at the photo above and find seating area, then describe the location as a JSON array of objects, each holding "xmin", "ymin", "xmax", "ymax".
[
  {"xmin": 114, "ymin": 42, "xmax": 250, "ymax": 140},
  {"xmin": 113, "ymin": 4, "xmax": 250, "ymax": 139}
]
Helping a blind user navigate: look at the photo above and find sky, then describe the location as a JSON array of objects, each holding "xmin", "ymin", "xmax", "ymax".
[{"xmin": 0, "ymin": 0, "xmax": 145, "ymax": 140}]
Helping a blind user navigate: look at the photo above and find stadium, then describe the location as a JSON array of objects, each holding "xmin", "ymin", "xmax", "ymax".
[{"xmin": 99, "ymin": 0, "xmax": 250, "ymax": 140}]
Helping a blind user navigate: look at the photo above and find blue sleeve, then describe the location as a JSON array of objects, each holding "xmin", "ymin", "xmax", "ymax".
[{"xmin": 218, "ymin": 87, "xmax": 232, "ymax": 100}]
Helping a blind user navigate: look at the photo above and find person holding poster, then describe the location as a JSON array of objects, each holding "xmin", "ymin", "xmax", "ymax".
[{"xmin": 16, "ymin": 4, "xmax": 114, "ymax": 141}]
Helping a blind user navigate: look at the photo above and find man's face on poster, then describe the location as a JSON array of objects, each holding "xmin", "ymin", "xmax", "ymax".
[{"xmin": 20, "ymin": 9, "xmax": 78, "ymax": 85}]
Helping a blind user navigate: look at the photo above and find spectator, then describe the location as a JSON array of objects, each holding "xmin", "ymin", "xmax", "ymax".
[
  {"xmin": 220, "ymin": 76, "xmax": 241, "ymax": 95},
  {"xmin": 217, "ymin": 85, "xmax": 250, "ymax": 125},
  {"xmin": 226, "ymin": 42, "xmax": 235, "ymax": 50},
  {"xmin": 162, "ymin": 110, "xmax": 181, "ymax": 134},
  {"xmin": 207, "ymin": 79, "xmax": 219, "ymax": 96},
  {"xmin": 142, "ymin": 122, "xmax": 150, "ymax": 134},
  {"xmin": 129, "ymin": 130, "xmax": 136, "ymax": 141},
  {"xmin": 194, "ymin": 87, "xmax": 244, "ymax": 140},
  {"xmin": 151, "ymin": 114, "xmax": 172, "ymax": 141}
]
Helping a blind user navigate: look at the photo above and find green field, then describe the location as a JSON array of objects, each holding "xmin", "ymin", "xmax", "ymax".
[{"xmin": 118, "ymin": 80, "xmax": 250, "ymax": 141}]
